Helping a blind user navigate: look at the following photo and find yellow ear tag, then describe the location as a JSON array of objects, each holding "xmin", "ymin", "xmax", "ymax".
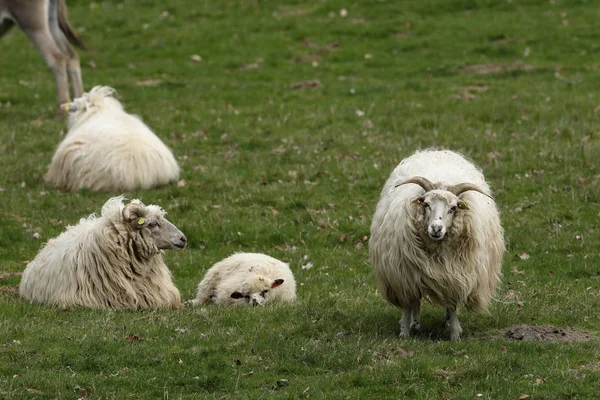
[
  {"xmin": 414, "ymin": 199, "xmax": 421, "ymax": 204},
  {"xmin": 63, "ymin": 104, "xmax": 71, "ymax": 111},
  {"xmin": 458, "ymin": 201, "xmax": 468, "ymax": 210},
  {"xmin": 137, "ymin": 218, "xmax": 145, "ymax": 225}
]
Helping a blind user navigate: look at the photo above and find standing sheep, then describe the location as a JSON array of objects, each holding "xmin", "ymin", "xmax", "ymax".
[
  {"xmin": 45, "ymin": 86, "xmax": 180, "ymax": 191},
  {"xmin": 369, "ymin": 149, "xmax": 505, "ymax": 340},
  {"xmin": 19, "ymin": 196, "xmax": 186, "ymax": 310},
  {"xmin": 186, "ymin": 253, "xmax": 297, "ymax": 307}
]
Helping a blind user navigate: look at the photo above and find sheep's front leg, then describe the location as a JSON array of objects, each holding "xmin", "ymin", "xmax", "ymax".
[
  {"xmin": 445, "ymin": 307, "xmax": 463, "ymax": 341},
  {"xmin": 400, "ymin": 299, "xmax": 420, "ymax": 337},
  {"xmin": 410, "ymin": 299, "xmax": 421, "ymax": 331}
]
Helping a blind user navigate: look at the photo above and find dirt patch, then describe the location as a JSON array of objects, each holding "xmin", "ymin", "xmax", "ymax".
[
  {"xmin": 462, "ymin": 63, "xmax": 533, "ymax": 74},
  {"xmin": 291, "ymin": 80, "xmax": 322, "ymax": 89},
  {"xmin": 581, "ymin": 361, "xmax": 600, "ymax": 371},
  {"xmin": 504, "ymin": 325, "xmax": 597, "ymax": 343},
  {"xmin": 0, "ymin": 285, "xmax": 20, "ymax": 297}
]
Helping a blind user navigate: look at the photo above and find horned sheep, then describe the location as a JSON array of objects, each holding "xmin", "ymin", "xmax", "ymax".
[
  {"xmin": 186, "ymin": 253, "xmax": 297, "ymax": 307},
  {"xmin": 369, "ymin": 149, "xmax": 505, "ymax": 340},
  {"xmin": 19, "ymin": 196, "xmax": 186, "ymax": 310},
  {"xmin": 45, "ymin": 86, "xmax": 180, "ymax": 192}
]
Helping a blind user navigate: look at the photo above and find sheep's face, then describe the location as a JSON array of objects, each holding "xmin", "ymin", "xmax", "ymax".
[
  {"xmin": 414, "ymin": 190, "xmax": 468, "ymax": 241},
  {"xmin": 122, "ymin": 201, "xmax": 187, "ymax": 250},
  {"xmin": 230, "ymin": 277, "xmax": 284, "ymax": 306}
]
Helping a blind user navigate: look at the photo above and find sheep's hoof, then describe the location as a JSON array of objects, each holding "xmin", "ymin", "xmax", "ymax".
[
  {"xmin": 399, "ymin": 328, "xmax": 411, "ymax": 338},
  {"xmin": 410, "ymin": 321, "xmax": 421, "ymax": 331},
  {"xmin": 449, "ymin": 332, "xmax": 461, "ymax": 341}
]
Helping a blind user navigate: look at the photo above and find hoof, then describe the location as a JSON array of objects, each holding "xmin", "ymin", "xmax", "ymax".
[
  {"xmin": 449, "ymin": 332, "xmax": 461, "ymax": 341},
  {"xmin": 399, "ymin": 328, "xmax": 411, "ymax": 338}
]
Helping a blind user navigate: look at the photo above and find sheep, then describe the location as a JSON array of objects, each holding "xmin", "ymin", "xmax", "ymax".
[
  {"xmin": 186, "ymin": 253, "xmax": 297, "ymax": 307},
  {"xmin": 44, "ymin": 86, "xmax": 180, "ymax": 192},
  {"xmin": 19, "ymin": 195, "xmax": 186, "ymax": 310},
  {"xmin": 369, "ymin": 149, "xmax": 505, "ymax": 340},
  {"xmin": 0, "ymin": 0, "xmax": 84, "ymax": 111}
]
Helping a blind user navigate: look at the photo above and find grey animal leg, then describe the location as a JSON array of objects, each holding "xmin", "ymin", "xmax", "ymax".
[
  {"xmin": 400, "ymin": 299, "xmax": 421, "ymax": 337},
  {"xmin": 445, "ymin": 307, "xmax": 463, "ymax": 341},
  {"xmin": 48, "ymin": 0, "xmax": 82, "ymax": 98},
  {"xmin": 409, "ymin": 299, "xmax": 421, "ymax": 331}
]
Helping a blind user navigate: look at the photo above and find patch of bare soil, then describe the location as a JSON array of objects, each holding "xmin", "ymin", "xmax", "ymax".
[
  {"xmin": 0, "ymin": 285, "xmax": 20, "ymax": 297},
  {"xmin": 504, "ymin": 325, "xmax": 598, "ymax": 343},
  {"xmin": 291, "ymin": 80, "xmax": 322, "ymax": 89}
]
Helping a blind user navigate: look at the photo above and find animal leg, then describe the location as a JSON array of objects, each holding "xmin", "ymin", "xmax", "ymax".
[
  {"xmin": 399, "ymin": 308, "xmax": 412, "ymax": 338},
  {"xmin": 22, "ymin": 28, "xmax": 70, "ymax": 105},
  {"xmin": 400, "ymin": 299, "xmax": 420, "ymax": 337},
  {"xmin": 445, "ymin": 307, "xmax": 463, "ymax": 341},
  {"xmin": 11, "ymin": 0, "xmax": 71, "ymax": 106},
  {"xmin": 48, "ymin": 0, "xmax": 83, "ymax": 98},
  {"xmin": 409, "ymin": 299, "xmax": 421, "ymax": 331}
]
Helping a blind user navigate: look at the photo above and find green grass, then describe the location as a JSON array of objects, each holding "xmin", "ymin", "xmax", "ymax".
[{"xmin": 1, "ymin": 0, "xmax": 599, "ymax": 398}]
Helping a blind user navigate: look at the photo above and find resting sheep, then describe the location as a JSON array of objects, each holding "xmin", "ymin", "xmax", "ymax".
[
  {"xmin": 369, "ymin": 149, "xmax": 505, "ymax": 340},
  {"xmin": 186, "ymin": 253, "xmax": 297, "ymax": 307},
  {"xmin": 45, "ymin": 86, "xmax": 180, "ymax": 191},
  {"xmin": 19, "ymin": 196, "xmax": 186, "ymax": 310}
]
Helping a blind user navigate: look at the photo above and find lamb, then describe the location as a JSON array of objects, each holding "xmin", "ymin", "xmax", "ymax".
[
  {"xmin": 186, "ymin": 253, "xmax": 297, "ymax": 307},
  {"xmin": 45, "ymin": 86, "xmax": 180, "ymax": 192},
  {"xmin": 0, "ymin": 0, "xmax": 84, "ymax": 110},
  {"xmin": 19, "ymin": 196, "xmax": 186, "ymax": 310},
  {"xmin": 369, "ymin": 149, "xmax": 505, "ymax": 340}
]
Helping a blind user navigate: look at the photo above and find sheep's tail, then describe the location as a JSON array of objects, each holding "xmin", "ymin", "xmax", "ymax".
[{"xmin": 57, "ymin": 0, "xmax": 85, "ymax": 49}]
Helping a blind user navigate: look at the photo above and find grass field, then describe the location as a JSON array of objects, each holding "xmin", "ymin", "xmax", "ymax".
[{"xmin": 1, "ymin": 0, "xmax": 599, "ymax": 398}]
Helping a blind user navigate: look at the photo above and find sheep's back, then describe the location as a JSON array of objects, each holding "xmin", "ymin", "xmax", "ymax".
[{"xmin": 45, "ymin": 112, "xmax": 179, "ymax": 191}]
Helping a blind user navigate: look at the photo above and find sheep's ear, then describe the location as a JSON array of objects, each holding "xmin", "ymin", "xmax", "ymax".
[
  {"xmin": 230, "ymin": 291, "xmax": 245, "ymax": 299},
  {"xmin": 271, "ymin": 279, "xmax": 284, "ymax": 288},
  {"xmin": 60, "ymin": 102, "xmax": 78, "ymax": 113},
  {"xmin": 457, "ymin": 200, "xmax": 469, "ymax": 210},
  {"xmin": 122, "ymin": 202, "xmax": 148, "ymax": 229}
]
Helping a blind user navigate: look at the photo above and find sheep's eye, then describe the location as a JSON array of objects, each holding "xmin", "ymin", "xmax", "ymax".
[
  {"xmin": 423, "ymin": 202, "xmax": 430, "ymax": 209},
  {"xmin": 449, "ymin": 206, "xmax": 457, "ymax": 214},
  {"xmin": 148, "ymin": 222, "xmax": 159, "ymax": 228},
  {"xmin": 260, "ymin": 290, "xmax": 268, "ymax": 298}
]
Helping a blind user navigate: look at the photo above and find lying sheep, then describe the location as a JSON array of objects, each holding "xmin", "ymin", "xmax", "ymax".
[
  {"xmin": 19, "ymin": 196, "xmax": 186, "ymax": 310},
  {"xmin": 186, "ymin": 253, "xmax": 297, "ymax": 307},
  {"xmin": 45, "ymin": 86, "xmax": 180, "ymax": 191},
  {"xmin": 369, "ymin": 149, "xmax": 505, "ymax": 340}
]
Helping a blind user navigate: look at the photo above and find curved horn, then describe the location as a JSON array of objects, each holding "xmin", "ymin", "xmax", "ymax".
[
  {"xmin": 395, "ymin": 176, "xmax": 435, "ymax": 192},
  {"xmin": 446, "ymin": 183, "xmax": 493, "ymax": 199}
]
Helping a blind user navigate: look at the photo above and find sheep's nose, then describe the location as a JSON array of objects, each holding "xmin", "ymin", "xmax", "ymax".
[{"xmin": 180, "ymin": 235, "xmax": 187, "ymax": 244}]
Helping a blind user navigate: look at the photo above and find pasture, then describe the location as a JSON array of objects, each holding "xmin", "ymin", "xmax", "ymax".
[{"xmin": 1, "ymin": 0, "xmax": 599, "ymax": 398}]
